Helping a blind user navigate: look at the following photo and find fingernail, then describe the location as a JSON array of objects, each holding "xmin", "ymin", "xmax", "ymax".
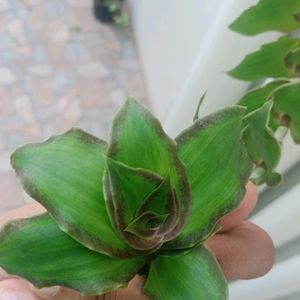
[
  {"xmin": 35, "ymin": 286, "xmax": 60, "ymax": 298},
  {"xmin": 0, "ymin": 288, "xmax": 21, "ymax": 300}
]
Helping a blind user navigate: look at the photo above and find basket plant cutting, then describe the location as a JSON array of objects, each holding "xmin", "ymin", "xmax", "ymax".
[{"xmin": 1, "ymin": 0, "xmax": 300, "ymax": 299}]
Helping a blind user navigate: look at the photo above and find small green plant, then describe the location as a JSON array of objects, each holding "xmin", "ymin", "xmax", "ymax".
[
  {"xmin": 0, "ymin": 1, "xmax": 299, "ymax": 299},
  {"xmin": 0, "ymin": 98, "xmax": 250, "ymax": 299}
]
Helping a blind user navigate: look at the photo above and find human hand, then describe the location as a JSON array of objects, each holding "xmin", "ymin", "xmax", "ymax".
[{"xmin": 0, "ymin": 182, "xmax": 274, "ymax": 299}]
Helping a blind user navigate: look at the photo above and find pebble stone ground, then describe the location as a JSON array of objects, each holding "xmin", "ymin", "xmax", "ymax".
[{"xmin": 0, "ymin": 0, "xmax": 146, "ymax": 215}]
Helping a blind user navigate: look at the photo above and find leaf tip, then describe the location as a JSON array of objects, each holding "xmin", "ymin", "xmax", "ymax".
[
  {"xmin": 124, "ymin": 96, "xmax": 140, "ymax": 108},
  {"xmin": 10, "ymin": 146, "xmax": 25, "ymax": 173},
  {"xmin": 193, "ymin": 91, "xmax": 208, "ymax": 122},
  {"xmin": 226, "ymin": 67, "xmax": 239, "ymax": 80},
  {"xmin": 228, "ymin": 20, "xmax": 238, "ymax": 33}
]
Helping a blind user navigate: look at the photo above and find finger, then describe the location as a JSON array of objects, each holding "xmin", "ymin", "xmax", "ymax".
[
  {"xmin": 34, "ymin": 286, "xmax": 97, "ymax": 300},
  {"xmin": 0, "ymin": 278, "xmax": 99, "ymax": 300},
  {"xmin": 34, "ymin": 278, "xmax": 148, "ymax": 300},
  {"xmin": 112, "ymin": 276, "xmax": 148, "ymax": 300},
  {"xmin": 207, "ymin": 220, "xmax": 275, "ymax": 280},
  {"xmin": 220, "ymin": 181, "xmax": 258, "ymax": 232},
  {"xmin": 0, "ymin": 278, "xmax": 41, "ymax": 300}
]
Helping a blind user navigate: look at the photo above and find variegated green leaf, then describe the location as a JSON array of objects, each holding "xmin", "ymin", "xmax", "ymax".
[
  {"xmin": 228, "ymin": 37, "xmax": 300, "ymax": 81},
  {"xmin": 0, "ymin": 214, "xmax": 148, "ymax": 295},
  {"xmin": 272, "ymin": 82, "xmax": 300, "ymax": 143},
  {"xmin": 104, "ymin": 159, "xmax": 166, "ymax": 251},
  {"xmin": 137, "ymin": 176, "xmax": 180, "ymax": 238},
  {"xmin": 230, "ymin": 0, "xmax": 300, "ymax": 36},
  {"xmin": 243, "ymin": 102, "xmax": 282, "ymax": 186},
  {"xmin": 105, "ymin": 159, "xmax": 162, "ymax": 229},
  {"xmin": 143, "ymin": 246, "xmax": 228, "ymax": 300},
  {"xmin": 105, "ymin": 158, "xmax": 180, "ymax": 250},
  {"xmin": 107, "ymin": 98, "xmax": 191, "ymax": 239},
  {"xmin": 11, "ymin": 128, "xmax": 137, "ymax": 258},
  {"xmin": 125, "ymin": 212, "xmax": 168, "ymax": 239},
  {"xmin": 164, "ymin": 107, "xmax": 252, "ymax": 249}
]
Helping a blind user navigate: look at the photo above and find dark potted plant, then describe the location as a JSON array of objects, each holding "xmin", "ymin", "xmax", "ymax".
[{"xmin": 93, "ymin": 0, "xmax": 127, "ymax": 25}]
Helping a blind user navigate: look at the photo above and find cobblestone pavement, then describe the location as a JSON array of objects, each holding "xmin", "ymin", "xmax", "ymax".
[{"xmin": 0, "ymin": 0, "xmax": 146, "ymax": 215}]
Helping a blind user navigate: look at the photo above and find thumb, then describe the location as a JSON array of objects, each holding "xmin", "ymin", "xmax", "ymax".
[
  {"xmin": 34, "ymin": 286, "xmax": 97, "ymax": 300},
  {"xmin": 0, "ymin": 278, "xmax": 98, "ymax": 300},
  {"xmin": 0, "ymin": 278, "xmax": 41, "ymax": 300}
]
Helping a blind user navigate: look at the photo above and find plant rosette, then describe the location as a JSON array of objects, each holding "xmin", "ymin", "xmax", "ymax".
[{"xmin": 0, "ymin": 98, "xmax": 252, "ymax": 299}]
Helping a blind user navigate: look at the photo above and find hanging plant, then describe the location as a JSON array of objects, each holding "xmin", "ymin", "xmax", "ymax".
[{"xmin": 229, "ymin": 0, "xmax": 300, "ymax": 186}]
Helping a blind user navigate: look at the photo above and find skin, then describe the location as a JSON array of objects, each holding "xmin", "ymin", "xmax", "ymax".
[{"xmin": 0, "ymin": 182, "xmax": 274, "ymax": 300}]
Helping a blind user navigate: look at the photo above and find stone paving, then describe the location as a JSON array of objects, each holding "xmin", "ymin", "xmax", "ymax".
[{"xmin": 0, "ymin": 0, "xmax": 146, "ymax": 215}]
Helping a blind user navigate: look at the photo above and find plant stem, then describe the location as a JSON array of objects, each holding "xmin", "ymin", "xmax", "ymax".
[{"xmin": 274, "ymin": 125, "xmax": 289, "ymax": 144}]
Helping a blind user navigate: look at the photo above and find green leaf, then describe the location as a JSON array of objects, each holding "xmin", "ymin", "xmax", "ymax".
[
  {"xmin": 0, "ymin": 214, "xmax": 148, "ymax": 295},
  {"xmin": 193, "ymin": 91, "xmax": 207, "ymax": 122},
  {"xmin": 238, "ymin": 80, "xmax": 289, "ymax": 115},
  {"xmin": 243, "ymin": 102, "xmax": 282, "ymax": 186},
  {"xmin": 272, "ymin": 82, "xmax": 300, "ymax": 143},
  {"xmin": 243, "ymin": 102, "xmax": 280, "ymax": 169},
  {"xmin": 105, "ymin": 158, "xmax": 180, "ymax": 250},
  {"xmin": 11, "ymin": 128, "xmax": 137, "ymax": 258},
  {"xmin": 228, "ymin": 37, "xmax": 300, "ymax": 81},
  {"xmin": 104, "ymin": 159, "xmax": 166, "ymax": 250},
  {"xmin": 286, "ymin": 49, "xmax": 300, "ymax": 73},
  {"xmin": 124, "ymin": 212, "xmax": 168, "ymax": 239},
  {"xmin": 229, "ymin": 0, "xmax": 300, "ymax": 36},
  {"xmin": 266, "ymin": 172, "xmax": 283, "ymax": 186},
  {"xmin": 136, "ymin": 175, "xmax": 173, "ymax": 217},
  {"xmin": 137, "ymin": 176, "xmax": 180, "ymax": 239},
  {"xmin": 143, "ymin": 246, "xmax": 228, "ymax": 300},
  {"xmin": 164, "ymin": 107, "xmax": 252, "ymax": 249},
  {"xmin": 105, "ymin": 159, "xmax": 162, "ymax": 229},
  {"xmin": 107, "ymin": 98, "xmax": 191, "ymax": 238}
]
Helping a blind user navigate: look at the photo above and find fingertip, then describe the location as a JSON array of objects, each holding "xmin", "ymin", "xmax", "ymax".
[
  {"xmin": 243, "ymin": 222, "xmax": 275, "ymax": 278},
  {"xmin": 207, "ymin": 221, "xmax": 275, "ymax": 280}
]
